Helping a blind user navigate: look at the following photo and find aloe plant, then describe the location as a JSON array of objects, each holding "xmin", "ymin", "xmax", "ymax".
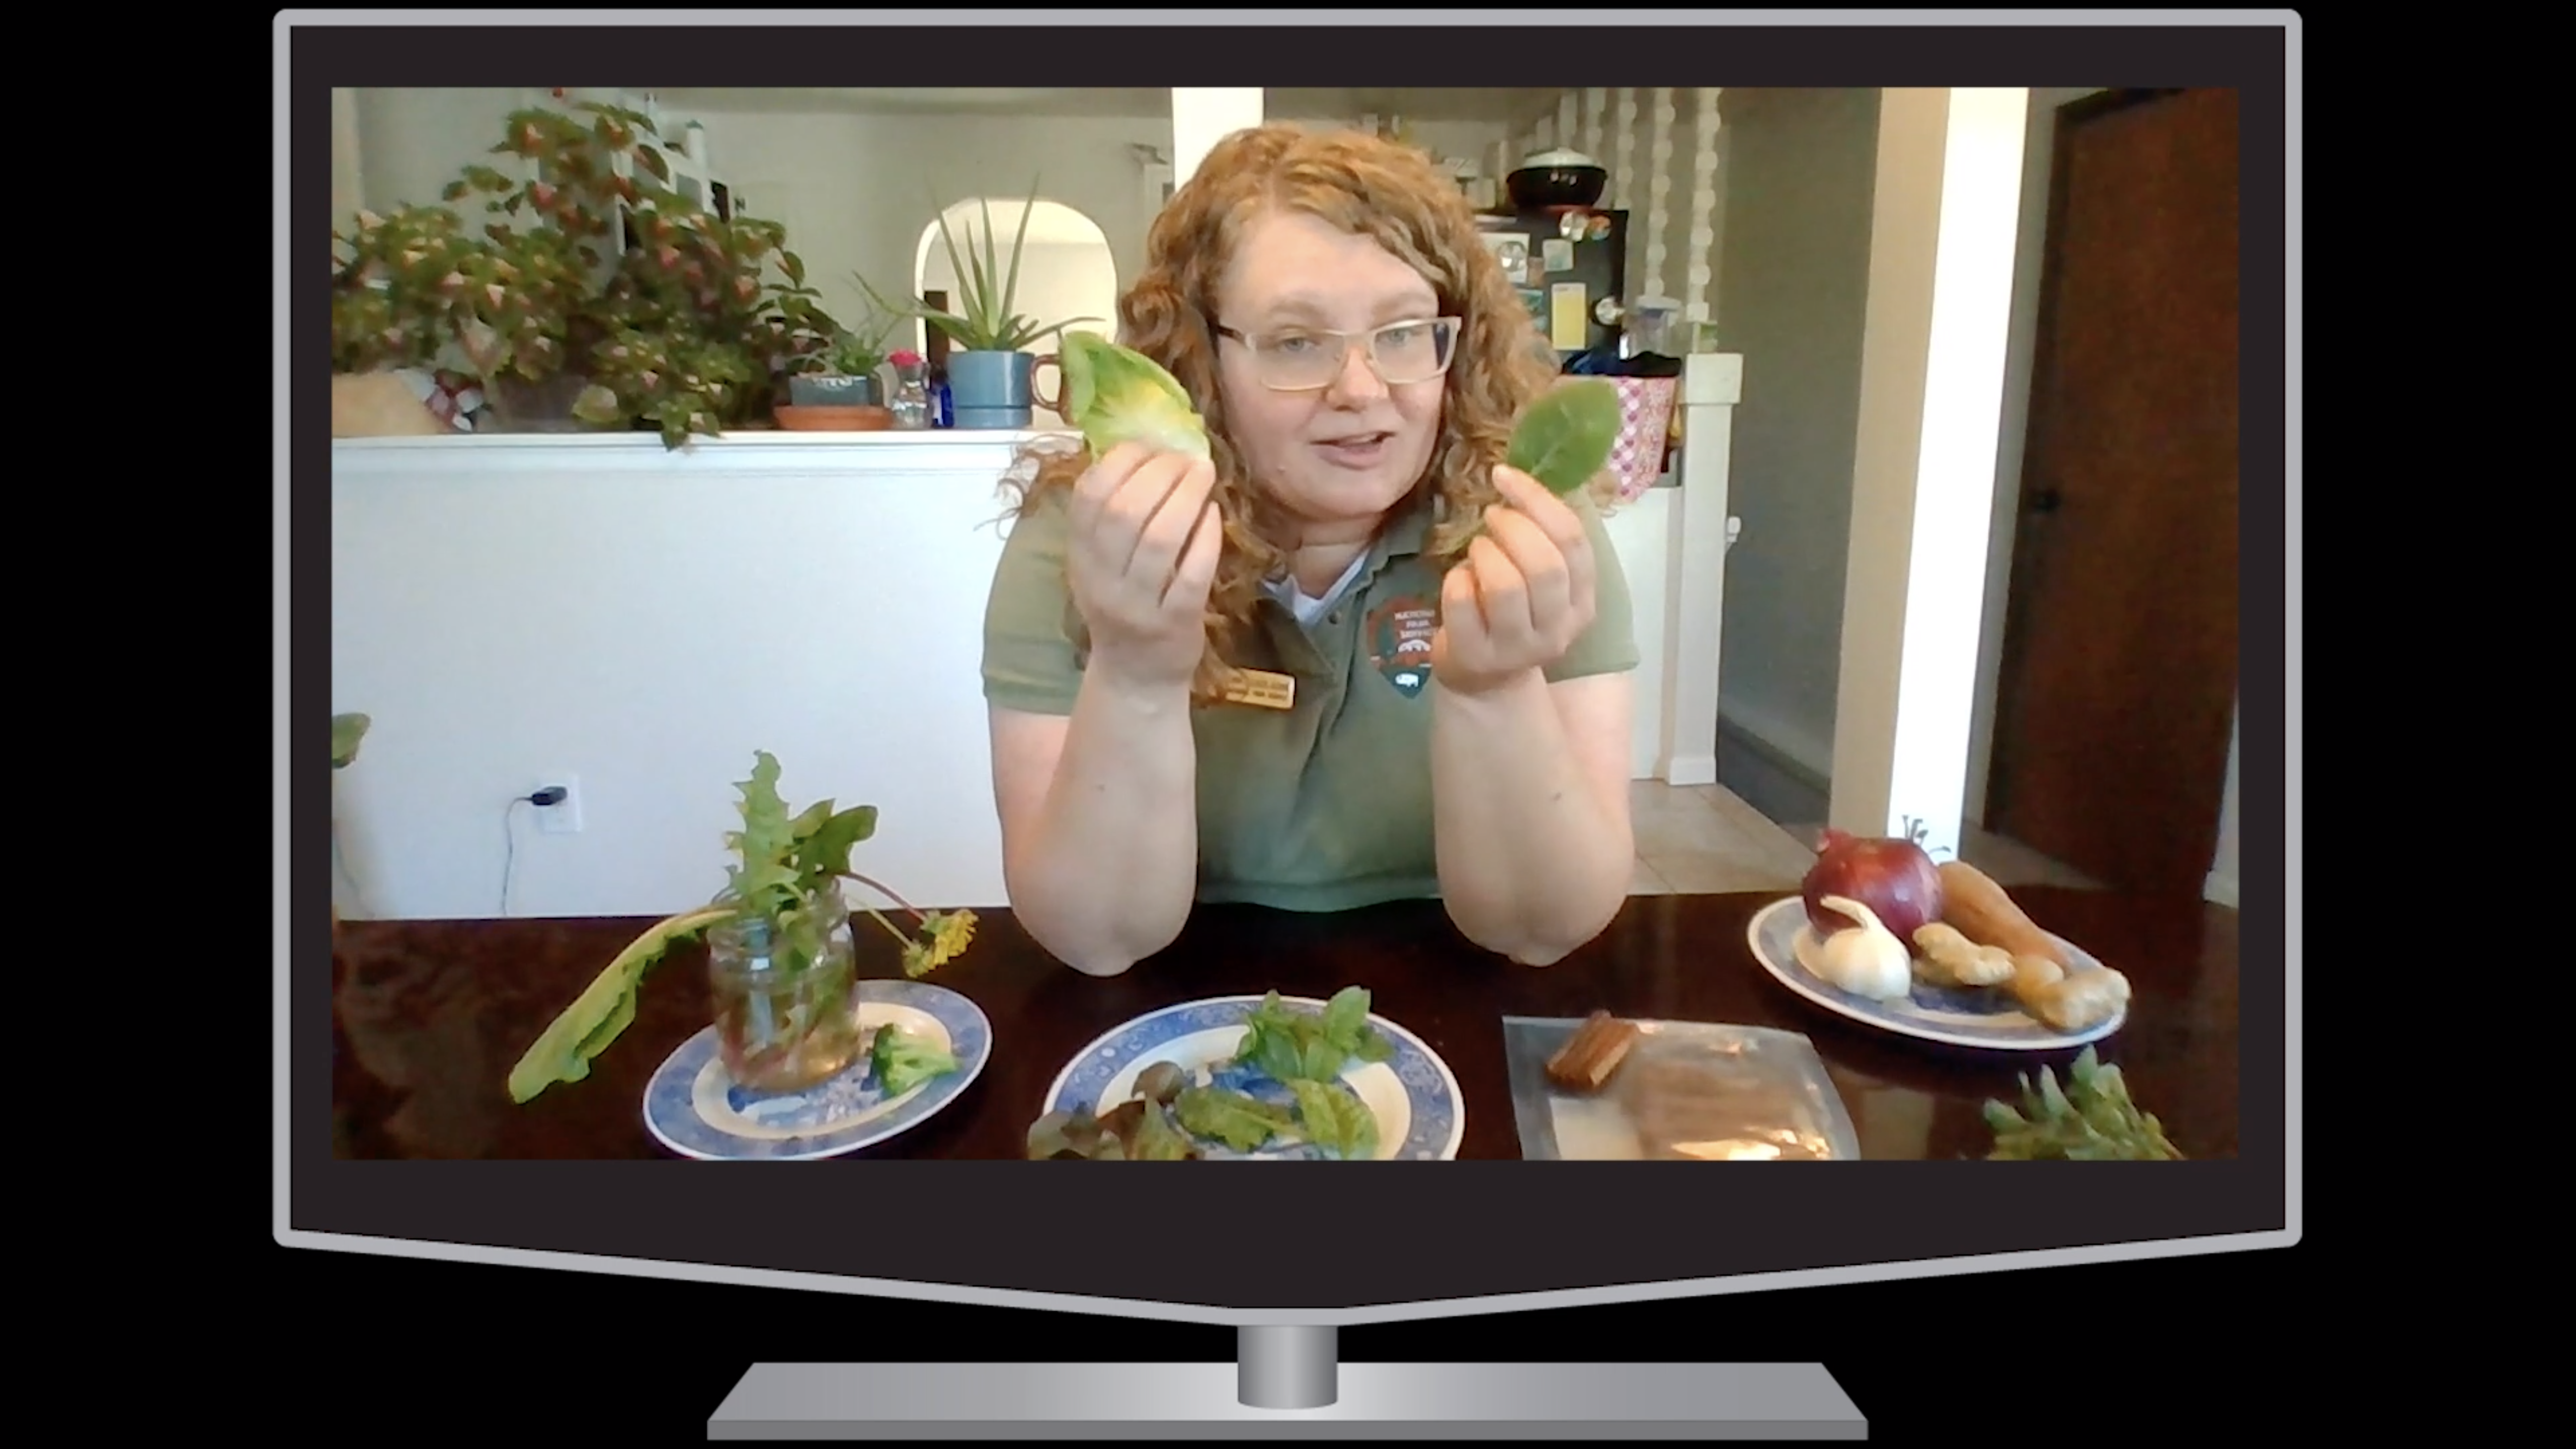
[{"xmin": 863, "ymin": 178, "xmax": 1100, "ymax": 353}]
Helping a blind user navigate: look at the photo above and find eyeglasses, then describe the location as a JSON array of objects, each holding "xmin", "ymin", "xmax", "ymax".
[{"xmin": 1212, "ymin": 315, "xmax": 1463, "ymax": 391}]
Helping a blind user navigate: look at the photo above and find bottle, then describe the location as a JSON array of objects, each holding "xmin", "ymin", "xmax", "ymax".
[
  {"xmin": 889, "ymin": 357, "xmax": 930, "ymax": 430},
  {"xmin": 929, "ymin": 365, "xmax": 954, "ymax": 429}
]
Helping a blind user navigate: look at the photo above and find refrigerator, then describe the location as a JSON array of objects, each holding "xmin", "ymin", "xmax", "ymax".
[{"xmin": 1472, "ymin": 208, "xmax": 1630, "ymax": 370}]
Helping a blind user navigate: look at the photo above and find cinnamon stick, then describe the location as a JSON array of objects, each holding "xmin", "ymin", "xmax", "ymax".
[{"xmin": 1546, "ymin": 1011, "xmax": 1640, "ymax": 1093}]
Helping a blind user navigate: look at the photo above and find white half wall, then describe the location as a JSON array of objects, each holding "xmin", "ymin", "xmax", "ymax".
[{"xmin": 330, "ymin": 426, "xmax": 1722, "ymax": 921}]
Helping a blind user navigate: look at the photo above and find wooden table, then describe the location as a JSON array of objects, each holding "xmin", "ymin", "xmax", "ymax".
[{"xmin": 329, "ymin": 889, "xmax": 2239, "ymax": 1162}]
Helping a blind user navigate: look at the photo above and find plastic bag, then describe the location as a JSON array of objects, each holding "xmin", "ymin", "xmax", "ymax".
[{"xmin": 1501, "ymin": 1016, "xmax": 1862, "ymax": 1161}]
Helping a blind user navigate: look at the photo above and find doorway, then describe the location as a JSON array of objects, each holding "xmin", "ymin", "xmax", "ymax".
[
  {"xmin": 1984, "ymin": 88, "xmax": 2240, "ymax": 899},
  {"xmin": 914, "ymin": 198, "xmax": 1119, "ymax": 432}
]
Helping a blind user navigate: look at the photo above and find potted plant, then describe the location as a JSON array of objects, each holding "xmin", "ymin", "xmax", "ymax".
[
  {"xmin": 788, "ymin": 287, "xmax": 900, "ymax": 409},
  {"xmin": 330, "ymin": 99, "xmax": 843, "ymax": 449},
  {"xmin": 863, "ymin": 178, "xmax": 1099, "ymax": 431},
  {"xmin": 506, "ymin": 750, "xmax": 979, "ymax": 1106}
]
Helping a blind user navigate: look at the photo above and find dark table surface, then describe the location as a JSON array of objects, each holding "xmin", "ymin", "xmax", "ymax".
[{"xmin": 329, "ymin": 888, "xmax": 2239, "ymax": 1162}]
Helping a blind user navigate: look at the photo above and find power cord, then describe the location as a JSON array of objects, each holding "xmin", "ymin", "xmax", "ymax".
[{"xmin": 499, "ymin": 786, "xmax": 570, "ymax": 916}]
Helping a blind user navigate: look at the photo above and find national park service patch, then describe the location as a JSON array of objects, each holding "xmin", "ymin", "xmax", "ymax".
[{"xmin": 1365, "ymin": 594, "xmax": 1439, "ymax": 698}]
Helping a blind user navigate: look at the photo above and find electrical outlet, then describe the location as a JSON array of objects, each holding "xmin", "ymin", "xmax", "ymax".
[{"xmin": 536, "ymin": 774, "xmax": 583, "ymax": 834}]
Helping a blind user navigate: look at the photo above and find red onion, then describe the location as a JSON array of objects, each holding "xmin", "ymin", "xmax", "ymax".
[{"xmin": 1800, "ymin": 828, "xmax": 1944, "ymax": 943}]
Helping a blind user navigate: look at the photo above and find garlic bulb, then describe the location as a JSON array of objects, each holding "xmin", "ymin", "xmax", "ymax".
[{"xmin": 1810, "ymin": 895, "xmax": 1915, "ymax": 1002}]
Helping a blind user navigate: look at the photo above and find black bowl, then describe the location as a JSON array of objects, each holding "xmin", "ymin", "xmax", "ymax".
[{"xmin": 1506, "ymin": 165, "xmax": 1608, "ymax": 210}]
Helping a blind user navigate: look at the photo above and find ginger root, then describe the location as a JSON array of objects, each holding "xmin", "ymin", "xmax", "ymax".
[
  {"xmin": 1913, "ymin": 922, "xmax": 2018, "ymax": 988},
  {"xmin": 2025, "ymin": 967, "xmax": 2131, "ymax": 1033},
  {"xmin": 2008, "ymin": 952, "xmax": 2066, "ymax": 1005}
]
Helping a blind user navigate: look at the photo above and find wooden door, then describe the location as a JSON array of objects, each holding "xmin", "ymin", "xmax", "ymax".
[{"xmin": 1986, "ymin": 88, "xmax": 2241, "ymax": 898}]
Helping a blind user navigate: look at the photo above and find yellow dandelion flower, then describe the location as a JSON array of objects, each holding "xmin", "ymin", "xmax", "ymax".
[{"xmin": 919, "ymin": 909, "xmax": 978, "ymax": 971}]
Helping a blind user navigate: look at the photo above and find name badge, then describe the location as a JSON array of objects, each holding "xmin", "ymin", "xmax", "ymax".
[{"xmin": 1220, "ymin": 668, "xmax": 1297, "ymax": 711}]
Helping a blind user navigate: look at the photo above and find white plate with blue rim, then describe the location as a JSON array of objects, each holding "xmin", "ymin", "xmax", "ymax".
[
  {"xmin": 1041, "ymin": 994, "xmax": 1465, "ymax": 1160},
  {"xmin": 1744, "ymin": 896, "xmax": 2126, "ymax": 1053},
  {"xmin": 642, "ymin": 978, "xmax": 991, "ymax": 1161}
]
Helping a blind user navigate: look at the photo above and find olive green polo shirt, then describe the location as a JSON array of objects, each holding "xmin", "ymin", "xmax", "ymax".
[{"xmin": 981, "ymin": 484, "xmax": 1639, "ymax": 913}]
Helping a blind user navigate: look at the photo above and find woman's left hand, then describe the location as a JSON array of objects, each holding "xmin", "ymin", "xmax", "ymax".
[{"xmin": 1431, "ymin": 465, "xmax": 1598, "ymax": 699}]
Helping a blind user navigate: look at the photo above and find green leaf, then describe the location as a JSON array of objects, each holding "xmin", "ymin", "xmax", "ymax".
[
  {"xmin": 996, "ymin": 177, "xmax": 1039, "ymax": 340},
  {"xmin": 2036, "ymin": 1065, "xmax": 2073, "ymax": 1119},
  {"xmin": 506, "ymin": 906, "xmax": 734, "ymax": 1102},
  {"xmin": 722, "ymin": 750, "xmax": 800, "ymax": 916},
  {"xmin": 1505, "ymin": 377, "xmax": 1624, "ymax": 497},
  {"xmin": 1231, "ymin": 993, "xmax": 1307, "ymax": 1083},
  {"xmin": 1246, "ymin": 1027, "xmax": 1308, "ymax": 1086},
  {"xmin": 781, "ymin": 250, "xmax": 806, "ymax": 287},
  {"xmin": 1028, "ymin": 1108, "xmax": 1118, "ymax": 1160},
  {"xmin": 330, "ymin": 712, "xmax": 371, "ymax": 769},
  {"xmin": 1321, "ymin": 986, "xmax": 1370, "ymax": 1046},
  {"xmin": 975, "ymin": 194, "xmax": 1003, "ymax": 336},
  {"xmin": 787, "ymin": 798, "xmax": 834, "ymax": 840},
  {"xmin": 1979, "ymin": 1047, "xmax": 2186, "ymax": 1160},
  {"xmin": 1299, "ymin": 1035, "xmax": 1348, "ymax": 1084},
  {"xmin": 1173, "ymin": 1086, "xmax": 1296, "ymax": 1153},
  {"xmin": 997, "ymin": 315, "xmax": 1102, "ymax": 352},
  {"xmin": 1230, "ymin": 988, "xmax": 1392, "ymax": 1087},
  {"xmin": 1287, "ymin": 1078, "xmax": 1380, "ymax": 1160},
  {"xmin": 929, "ymin": 202, "xmax": 985, "ymax": 338},
  {"xmin": 1127, "ymin": 1099, "xmax": 1198, "ymax": 1160},
  {"xmin": 792, "ymin": 803, "xmax": 880, "ymax": 881},
  {"xmin": 1054, "ymin": 329, "xmax": 1212, "ymax": 461}
]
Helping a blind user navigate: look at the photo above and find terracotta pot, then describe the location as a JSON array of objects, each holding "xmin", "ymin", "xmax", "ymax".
[
  {"xmin": 774, "ymin": 404, "xmax": 893, "ymax": 432},
  {"xmin": 332, "ymin": 371, "xmax": 447, "ymax": 438}
]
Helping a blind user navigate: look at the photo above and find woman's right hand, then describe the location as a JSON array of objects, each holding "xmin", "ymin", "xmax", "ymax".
[{"xmin": 1063, "ymin": 441, "xmax": 1224, "ymax": 692}]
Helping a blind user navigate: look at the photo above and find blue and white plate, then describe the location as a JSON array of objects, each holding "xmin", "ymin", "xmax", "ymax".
[
  {"xmin": 642, "ymin": 979, "xmax": 991, "ymax": 1161},
  {"xmin": 1041, "ymin": 995, "xmax": 1465, "ymax": 1160},
  {"xmin": 1744, "ymin": 896, "xmax": 2126, "ymax": 1052}
]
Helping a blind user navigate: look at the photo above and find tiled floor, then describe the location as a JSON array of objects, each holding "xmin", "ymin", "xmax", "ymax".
[{"xmin": 1628, "ymin": 781, "xmax": 2101, "ymax": 895}]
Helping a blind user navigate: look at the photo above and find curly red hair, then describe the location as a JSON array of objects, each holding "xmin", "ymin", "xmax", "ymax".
[{"xmin": 998, "ymin": 122, "xmax": 1567, "ymax": 704}]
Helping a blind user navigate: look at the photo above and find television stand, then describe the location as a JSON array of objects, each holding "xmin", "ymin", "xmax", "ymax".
[{"xmin": 708, "ymin": 1326, "xmax": 1864, "ymax": 1439}]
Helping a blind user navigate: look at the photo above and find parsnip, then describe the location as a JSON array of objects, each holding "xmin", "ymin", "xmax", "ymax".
[{"xmin": 1936, "ymin": 860, "xmax": 2071, "ymax": 969}]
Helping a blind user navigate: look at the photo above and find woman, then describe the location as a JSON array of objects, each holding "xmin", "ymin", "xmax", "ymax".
[{"xmin": 981, "ymin": 123, "xmax": 1638, "ymax": 976}]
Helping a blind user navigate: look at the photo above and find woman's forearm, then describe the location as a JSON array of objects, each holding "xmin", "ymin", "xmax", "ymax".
[
  {"xmin": 1006, "ymin": 672, "xmax": 1202, "ymax": 975},
  {"xmin": 1428, "ymin": 669, "xmax": 1633, "ymax": 965}
]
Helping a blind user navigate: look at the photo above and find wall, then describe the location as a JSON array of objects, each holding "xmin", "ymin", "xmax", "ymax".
[
  {"xmin": 331, "ymin": 434, "xmax": 1038, "ymax": 921},
  {"xmin": 1706, "ymin": 89, "xmax": 1883, "ymax": 820}
]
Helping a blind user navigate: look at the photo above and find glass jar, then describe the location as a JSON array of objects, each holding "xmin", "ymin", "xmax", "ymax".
[
  {"xmin": 889, "ymin": 360, "xmax": 931, "ymax": 430},
  {"xmin": 705, "ymin": 887, "xmax": 864, "ymax": 1093}
]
